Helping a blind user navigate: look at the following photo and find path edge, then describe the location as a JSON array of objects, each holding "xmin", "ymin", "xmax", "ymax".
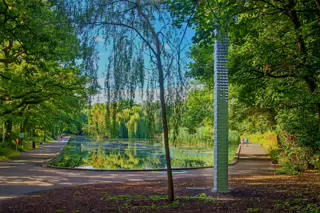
[
  {"xmin": 44, "ymin": 143, "xmax": 243, "ymax": 172},
  {"xmin": 41, "ymin": 137, "xmax": 71, "ymax": 168}
]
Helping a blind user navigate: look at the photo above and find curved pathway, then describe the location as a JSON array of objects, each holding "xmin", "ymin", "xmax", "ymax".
[{"xmin": 0, "ymin": 140, "xmax": 271, "ymax": 200}]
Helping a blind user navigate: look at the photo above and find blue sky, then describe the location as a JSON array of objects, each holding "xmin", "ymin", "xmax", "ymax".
[{"xmin": 92, "ymin": 24, "xmax": 195, "ymax": 104}]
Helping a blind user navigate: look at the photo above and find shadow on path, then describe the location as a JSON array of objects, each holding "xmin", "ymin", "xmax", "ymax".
[{"xmin": 0, "ymin": 141, "xmax": 271, "ymax": 200}]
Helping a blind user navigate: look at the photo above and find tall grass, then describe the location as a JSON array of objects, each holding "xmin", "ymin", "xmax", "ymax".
[
  {"xmin": 170, "ymin": 127, "xmax": 240, "ymax": 148},
  {"xmin": 171, "ymin": 127, "xmax": 212, "ymax": 147}
]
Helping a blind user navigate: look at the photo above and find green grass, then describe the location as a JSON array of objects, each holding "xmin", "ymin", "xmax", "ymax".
[
  {"xmin": 100, "ymin": 193, "xmax": 217, "ymax": 211},
  {"xmin": 21, "ymin": 136, "xmax": 55, "ymax": 151},
  {"xmin": 0, "ymin": 135, "xmax": 55, "ymax": 162},
  {"xmin": 228, "ymin": 145, "xmax": 239, "ymax": 163},
  {"xmin": 0, "ymin": 144, "xmax": 21, "ymax": 161}
]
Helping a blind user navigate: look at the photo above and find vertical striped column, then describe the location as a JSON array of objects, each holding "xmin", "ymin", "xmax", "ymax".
[{"xmin": 213, "ymin": 28, "xmax": 229, "ymax": 193}]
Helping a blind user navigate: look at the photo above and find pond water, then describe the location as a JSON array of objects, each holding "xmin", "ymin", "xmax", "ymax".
[{"xmin": 50, "ymin": 137, "xmax": 237, "ymax": 170}]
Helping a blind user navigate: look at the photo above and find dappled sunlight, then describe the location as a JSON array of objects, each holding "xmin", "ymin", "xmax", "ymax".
[
  {"xmin": 2, "ymin": 180, "xmax": 53, "ymax": 187},
  {"xmin": 0, "ymin": 135, "xmax": 272, "ymax": 200},
  {"xmin": 215, "ymin": 197, "xmax": 240, "ymax": 202},
  {"xmin": 87, "ymin": 180, "xmax": 124, "ymax": 184},
  {"xmin": 0, "ymin": 166, "xmax": 15, "ymax": 168},
  {"xmin": 22, "ymin": 153, "xmax": 59, "ymax": 157},
  {"xmin": 1, "ymin": 161, "xmax": 28, "ymax": 165},
  {"xmin": 87, "ymin": 180, "xmax": 117, "ymax": 183},
  {"xmin": 6, "ymin": 160, "xmax": 46, "ymax": 164},
  {"xmin": 127, "ymin": 178, "xmax": 144, "ymax": 181},
  {"xmin": 0, "ymin": 175, "xmax": 69, "ymax": 188},
  {"xmin": 58, "ymin": 182, "xmax": 78, "ymax": 185},
  {"xmin": 0, "ymin": 196, "xmax": 16, "ymax": 200}
]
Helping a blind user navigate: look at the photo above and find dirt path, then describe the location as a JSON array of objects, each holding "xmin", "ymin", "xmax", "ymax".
[{"xmin": 0, "ymin": 140, "xmax": 271, "ymax": 200}]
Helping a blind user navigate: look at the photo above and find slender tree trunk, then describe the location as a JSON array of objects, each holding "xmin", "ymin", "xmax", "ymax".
[
  {"xmin": 5, "ymin": 118, "xmax": 12, "ymax": 142},
  {"xmin": 2, "ymin": 123, "xmax": 5, "ymax": 143},
  {"xmin": 20, "ymin": 118, "xmax": 28, "ymax": 144},
  {"xmin": 157, "ymin": 54, "xmax": 174, "ymax": 201},
  {"xmin": 3, "ymin": 41, "xmax": 13, "ymax": 143},
  {"xmin": 135, "ymin": 2, "xmax": 174, "ymax": 200},
  {"xmin": 153, "ymin": 30, "xmax": 174, "ymax": 200}
]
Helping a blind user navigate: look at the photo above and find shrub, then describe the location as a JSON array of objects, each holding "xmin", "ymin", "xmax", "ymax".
[
  {"xmin": 310, "ymin": 154, "xmax": 320, "ymax": 170},
  {"xmin": 0, "ymin": 145, "xmax": 20, "ymax": 161},
  {"xmin": 242, "ymin": 131, "xmax": 278, "ymax": 152},
  {"xmin": 229, "ymin": 130, "xmax": 240, "ymax": 145}
]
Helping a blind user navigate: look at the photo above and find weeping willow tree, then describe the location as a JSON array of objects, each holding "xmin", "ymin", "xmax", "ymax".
[
  {"xmin": 57, "ymin": 0, "xmax": 191, "ymax": 201},
  {"xmin": 89, "ymin": 104, "xmax": 107, "ymax": 136}
]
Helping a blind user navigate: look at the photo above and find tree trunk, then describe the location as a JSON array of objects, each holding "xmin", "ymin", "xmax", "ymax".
[
  {"xmin": 156, "ymin": 48, "xmax": 174, "ymax": 201},
  {"xmin": 3, "ymin": 42, "xmax": 13, "ymax": 143},
  {"xmin": 4, "ymin": 118, "xmax": 12, "ymax": 143},
  {"xmin": 20, "ymin": 118, "xmax": 28, "ymax": 144},
  {"xmin": 43, "ymin": 131, "xmax": 46, "ymax": 142},
  {"xmin": 135, "ymin": 3, "xmax": 175, "ymax": 201},
  {"xmin": 2, "ymin": 123, "xmax": 5, "ymax": 143},
  {"xmin": 157, "ymin": 58, "xmax": 174, "ymax": 201}
]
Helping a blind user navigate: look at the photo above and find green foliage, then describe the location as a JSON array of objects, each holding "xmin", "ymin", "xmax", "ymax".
[
  {"xmin": 310, "ymin": 154, "xmax": 320, "ymax": 171},
  {"xmin": 170, "ymin": 0, "xmax": 320, "ymax": 173},
  {"xmin": 276, "ymin": 166, "xmax": 301, "ymax": 176},
  {"xmin": 229, "ymin": 130, "xmax": 240, "ymax": 146},
  {"xmin": 100, "ymin": 194, "xmax": 220, "ymax": 210},
  {"xmin": 278, "ymin": 144, "xmax": 313, "ymax": 173},
  {"xmin": 171, "ymin": 127, "xmax": 212, "ymax": 146},
  {"xmin": 87, "ymin": 102, "xmax": 161, "ymax": 139},
  {"xmin": 180, "ymin": 83, "xmax": 213, "ymax": 134},
  {"xmin": 0, "ymin": 0, "xmax": 88, "ymax": 115},
  {"xmin": 0, "ymin": 0, "xmax": 94, "ymax": 152},
  {"xmin": 242, "ymin": 132, "xmax": 278, "ymax": 152},
  {"xmin": 50, "ymin": 142, "xmax": 85, "ymax": 168},
  {"xmin": 246, "ymin": 208, "xmax": 261, "ymax": 213},
  {"xmin": 0, "ymin": 144, "xmax": 20, "ymax": 161},
  {"xmin": 274, "ymin": 200, "xmax": 320, "ymax": 213}
]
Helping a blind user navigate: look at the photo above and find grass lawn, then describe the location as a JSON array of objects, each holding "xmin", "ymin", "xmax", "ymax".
[
  {"xmin": 0, "ymin": 150, "xmax": 20, "ymax": 161},
  {"xmin": 1, "ymin": 173, "xmax": 319, "ymax": 213},
  {"xmin": 0, "ymin": 136, "xmax": 55, "ymax": 162}
]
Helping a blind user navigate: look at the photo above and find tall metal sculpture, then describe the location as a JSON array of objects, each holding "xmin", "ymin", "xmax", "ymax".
[{"xmin": 213, "ymin": 28, "xmax": 229, "ymax": 193}]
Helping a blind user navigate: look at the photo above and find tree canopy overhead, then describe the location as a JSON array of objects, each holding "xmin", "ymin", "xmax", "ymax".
[
  {"xmin": 170, "ymin": 0, "xmax": 320, "ymax": 171},
  {"xmin": 0, "ymin": 0, "xmax": 97, "ymax": 141}
]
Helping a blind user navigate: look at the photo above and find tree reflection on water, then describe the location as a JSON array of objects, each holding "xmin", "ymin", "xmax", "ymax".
[{"xmin": 51, "ymin": 138, "xmax": 236, "ymax": 170}]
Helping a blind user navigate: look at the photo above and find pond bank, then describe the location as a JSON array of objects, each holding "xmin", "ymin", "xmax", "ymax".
[{"xmin": 0, "ymin": 141, "xmax": 271, "ymax": 200}]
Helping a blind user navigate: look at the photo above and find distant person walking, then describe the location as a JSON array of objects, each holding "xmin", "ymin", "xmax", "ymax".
[
  {"xmin": 241, "ymin": 138, "xmax": 244, "ymax": 144},
  {"xmin": 245, "ymin": 137, "xmax": 249, "ymax": 144}
]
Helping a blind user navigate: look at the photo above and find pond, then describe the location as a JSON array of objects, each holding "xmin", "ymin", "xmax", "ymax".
[{"xmin": 49, "ymin": 137, "xmax": 238, "ymax": 170}]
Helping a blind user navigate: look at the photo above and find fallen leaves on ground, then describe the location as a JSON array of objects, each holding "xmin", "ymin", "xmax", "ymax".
[{"xmin": 0, "ymin": 173, "xmax": 319, "ymax": 213}]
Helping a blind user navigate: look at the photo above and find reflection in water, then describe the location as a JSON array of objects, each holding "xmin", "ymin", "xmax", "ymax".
[{"xmin": 51, "ymin": 138, "xmax": 236, "ymax": 170}]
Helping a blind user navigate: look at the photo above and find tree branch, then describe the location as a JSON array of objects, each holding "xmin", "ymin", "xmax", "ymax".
[{"xmin": 83, "ymin": 21, "xmax": 157, "ymax": 56}]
